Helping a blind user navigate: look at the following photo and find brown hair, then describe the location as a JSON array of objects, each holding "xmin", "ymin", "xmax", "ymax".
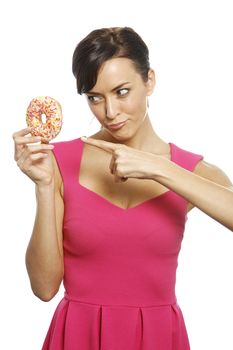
[{"xmin": 72, "ymin": 27, "xmax": 151, "ymax": 94}]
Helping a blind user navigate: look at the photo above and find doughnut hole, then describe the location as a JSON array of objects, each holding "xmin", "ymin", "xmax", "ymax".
[{"xmin": 41, "ymin": 114, "xmax": 47, "ymax": 124}]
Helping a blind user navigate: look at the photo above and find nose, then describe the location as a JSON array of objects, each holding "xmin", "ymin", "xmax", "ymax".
[{"xmin": 105, "ymin": 97, "xmax": 119, "ymax": 119}]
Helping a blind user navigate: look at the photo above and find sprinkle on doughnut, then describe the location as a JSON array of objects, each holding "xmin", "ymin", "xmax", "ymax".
[{"xmin": 26, "ymin": 96, "xmax": 63, "ymax": 142}]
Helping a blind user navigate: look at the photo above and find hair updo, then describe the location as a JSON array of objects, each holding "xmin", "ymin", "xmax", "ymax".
[{"xmin": 72, "ymin": 27, "xmax": 151, "ymax": 95}]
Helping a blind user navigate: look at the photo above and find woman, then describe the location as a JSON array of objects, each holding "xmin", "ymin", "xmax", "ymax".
[{"xmin": 13, "ymin": 27, "xmax": 233, "ymax": 350}]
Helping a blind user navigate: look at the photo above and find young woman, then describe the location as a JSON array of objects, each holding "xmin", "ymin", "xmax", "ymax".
[{"xmin": 13, "ymin": 27, "xmax": 233, "ymax": 350}]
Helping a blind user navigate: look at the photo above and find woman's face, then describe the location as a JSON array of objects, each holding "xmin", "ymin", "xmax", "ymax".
[{"xmin": 85, "ymin": 57, "xmax": 155, "ymax": 140}]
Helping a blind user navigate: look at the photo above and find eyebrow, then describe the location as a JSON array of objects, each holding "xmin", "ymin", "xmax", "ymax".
[{"xmin": 87, "ymin": 82, "xmax": 131, "ymax": 95}]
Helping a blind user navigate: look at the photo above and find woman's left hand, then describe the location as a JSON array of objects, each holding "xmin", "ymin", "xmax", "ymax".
[{"xmin": 81, "ymin": 137, "xmax": 165, "ymax": 183}]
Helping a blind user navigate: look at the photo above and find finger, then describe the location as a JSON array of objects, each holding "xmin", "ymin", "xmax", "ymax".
[
  {"xmin": 18, "ymin": 144, "xmax": 53, "ymax": 162},
  {"xmin": 113, "ymin": 159, "xmax": 117, "ymax": 174},
  {"xmin": 14, "ymin": 135, "xmax": 42, "ymax": 146},
  {"xmin": 14, "ymin": 135, "xmax": 42, "ymax": 161},
  {"xmin": 109, "ymin": 155, "xmax": 115, "ymax": 174},
  {"xmin": 114, "ymin": 175, "xmax": 128, "ymax": 183},
  {"xmin": 15, "ymin": 142, "xmax": 52, "ymax": 163},
  {"xmin": 28, "ymin": 152, "xmax": 49, "ymax": 162},
  {"xmin": 81, "ymin": 136, "xmax": 119, "ymax": 154},
  {"xmin": 25, "ymin": 144, "xmax": 54, "ymax": 153},
  {"xmin": 121, "ymin": 177, "xmax": 128, "ymax": 182},
  {"xmin": 17, "ymin": 152, "xmax": 48, "ymax": 172},
  {"xmin": 114, "ymin": 174, "xmax": 124, "ymax": 183},
  {"xmin": 12, "ymin": 127, "xmax": 33, "ymax": 139}
]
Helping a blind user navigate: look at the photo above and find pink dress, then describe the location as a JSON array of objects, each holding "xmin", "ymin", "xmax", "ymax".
[{"xmin": 42, "ymin": 137, "xmax": 203, "ymax": 350}]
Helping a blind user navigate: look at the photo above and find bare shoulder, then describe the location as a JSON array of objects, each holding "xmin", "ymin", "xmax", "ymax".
[{"xmin": 194, "ymin": 159, "xmax": 233, "ymax": 190}]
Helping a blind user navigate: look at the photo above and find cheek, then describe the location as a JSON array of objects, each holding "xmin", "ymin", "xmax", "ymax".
[
  {"xmin": 126, "ymin": 92, "xmax": 147, "ymax": 115},
  {"xmin": 89, "ymin": 105, "xmax": 105, "ymax": 121}
]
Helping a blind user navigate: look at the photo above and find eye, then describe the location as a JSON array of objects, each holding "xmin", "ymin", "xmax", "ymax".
[
  {"xmin": 87, "ymin": 95, "xmax": 101, "ymax": 103},
  {"xmin": 117, "ymin": 88, "xmax": 130, "ymax": 96}
]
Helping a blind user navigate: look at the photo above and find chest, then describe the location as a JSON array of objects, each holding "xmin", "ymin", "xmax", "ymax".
[{"xmin": 78, "ymin": 146, "xmax": 170, "ymax": 210}]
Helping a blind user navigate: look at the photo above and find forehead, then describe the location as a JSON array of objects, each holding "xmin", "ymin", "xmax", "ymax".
[{"xmin": 93, "ymin": 57, "xmax": 141, "ymax": 90}]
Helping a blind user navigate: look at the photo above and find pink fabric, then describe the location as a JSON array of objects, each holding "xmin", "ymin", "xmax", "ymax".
[{"xmin": 42, "ymin": 138, "xmax": 203, "ymax": 350}]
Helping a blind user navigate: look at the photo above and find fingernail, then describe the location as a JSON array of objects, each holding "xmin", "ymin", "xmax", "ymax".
[{"xmin": 81, "ymin": 136, "xmax": 87, "ymax": 141}]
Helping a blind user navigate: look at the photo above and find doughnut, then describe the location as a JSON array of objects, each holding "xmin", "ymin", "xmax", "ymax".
[{"xmin": 26, "ymin": 96, "xmax": 63, "ymax": 142}]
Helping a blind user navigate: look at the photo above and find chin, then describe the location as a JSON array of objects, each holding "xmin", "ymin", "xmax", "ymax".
[{"xmin": 101, "ymin": 130, "xmax": 125, "ymax": 143}]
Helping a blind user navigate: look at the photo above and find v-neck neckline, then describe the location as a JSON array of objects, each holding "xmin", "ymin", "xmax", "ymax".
[{"xmin": 77, "ymin": 139, "xmax": 174, "ymax": 211}]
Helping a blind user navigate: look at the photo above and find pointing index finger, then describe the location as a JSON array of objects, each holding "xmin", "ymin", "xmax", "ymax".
[{"xmin": 80, "ymin": 136, "xmax": 119, "ymax": 153}]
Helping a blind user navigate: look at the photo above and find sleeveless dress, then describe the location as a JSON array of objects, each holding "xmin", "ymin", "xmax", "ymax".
[{"xmin": 41, "ymin": 137, "xmax": 203, "ymax": 350}]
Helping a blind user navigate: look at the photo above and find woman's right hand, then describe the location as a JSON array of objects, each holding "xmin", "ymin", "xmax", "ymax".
[{"xmin": 13, "ymin": 127, "xmax": 55, "ymax": 186}]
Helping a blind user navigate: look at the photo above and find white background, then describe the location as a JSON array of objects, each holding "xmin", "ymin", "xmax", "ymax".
[{"xmin": 1, "ymin": 0, "xmax": 233, "ymax": 349}]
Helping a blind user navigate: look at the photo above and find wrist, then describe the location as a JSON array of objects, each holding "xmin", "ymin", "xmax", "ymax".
[
  {"xmin": 151, "ymin": 155, "xmax": 173, "ymax": 182},
  {"xmin": 35, "ymin": 180, "xmax": 55, "ymax": 194}
]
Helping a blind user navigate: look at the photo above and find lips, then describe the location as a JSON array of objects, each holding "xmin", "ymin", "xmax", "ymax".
[
  {"xmin": 106, "ymin": 120, "xmax": 127, "ymax": 130},
  {"xmin": 108, "ymin": 120, "xmax": 127, "ymax": 126}
]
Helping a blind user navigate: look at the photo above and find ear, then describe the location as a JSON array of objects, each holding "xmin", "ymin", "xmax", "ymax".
[{"xmin": 146, "ymin": 69, "xmax": 156, "ymax": 96}]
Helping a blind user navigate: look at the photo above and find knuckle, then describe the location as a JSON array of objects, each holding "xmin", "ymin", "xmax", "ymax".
[
  {"xmin": 114, "ymin": 150, "xmax": 120, "ymax": 157},
  {"xmin": 25, "ymin": 144, "xmax": 33, "ymax": 152},
  {"xmin": 119, "ymin": 144, "xmax": 126, "ymax": 150},
  {"xmin": 29, "ymin": 153, "xmax": 35, "ymax": 161},
  {"xmin": 12, "ymin": 131, "xmax": 20, "ymax": 140},
  {"xmin": 13, "ymin": 136, "xmax": 18, "ymax": 144},
  {"xmin": 41, "ymin": 144, "xmax": 49, "ymax": 150},
  {"xmin": 115, "ymin": 146, "xmax": 125, "ymax": 155}
]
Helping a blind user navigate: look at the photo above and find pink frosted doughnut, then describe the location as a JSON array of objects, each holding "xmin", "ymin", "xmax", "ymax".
[{"xmin": 26, "ymin": 96, "xmax": 63, "ymax": 142}]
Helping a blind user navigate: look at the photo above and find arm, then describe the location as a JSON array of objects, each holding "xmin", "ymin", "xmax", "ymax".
[
  {"xmin": 13, "ymin": 128, "xmax": 64, "ymax": 301},
  {"xmin": 153, "ymin": 157, "xmax": 233, "ymax": 231},
  {"xmin": 25, "ymin": 153, "xmax": 64, "ymax": 301},
  {"xmin": 79, "ymin": 136, "xmax": 233, "ymax": 230}
]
